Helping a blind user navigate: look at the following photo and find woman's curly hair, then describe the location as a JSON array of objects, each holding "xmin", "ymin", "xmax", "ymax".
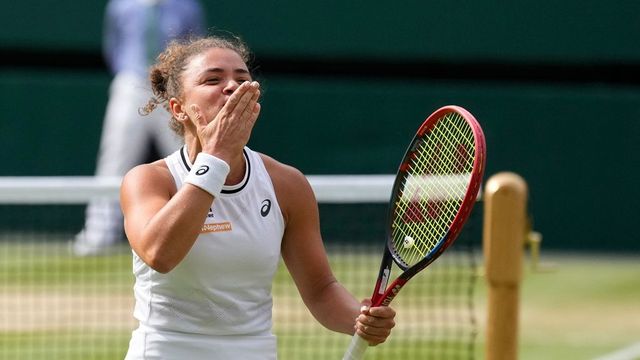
[{"xmin": 140, "ymin": 34, "xmax": 252, "ymax": 136}]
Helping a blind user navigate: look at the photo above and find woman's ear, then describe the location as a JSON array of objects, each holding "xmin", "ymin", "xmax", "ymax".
[{"xmin": 169, "ymin": 97, "xmax": 188, "ymax": 123}]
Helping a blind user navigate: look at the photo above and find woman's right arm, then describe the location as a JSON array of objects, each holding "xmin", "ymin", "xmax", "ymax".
[{"xmin": 120, "ymin": 162, "xmax": 213, "ymax": 273}]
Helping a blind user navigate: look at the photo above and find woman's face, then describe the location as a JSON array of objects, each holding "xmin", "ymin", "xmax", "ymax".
[{"xmin": 175, "ymin": 47, "xmax": 252, "ymax": 126}]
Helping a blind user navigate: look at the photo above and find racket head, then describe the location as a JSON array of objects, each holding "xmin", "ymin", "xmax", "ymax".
[{"xmin": 386, "ymin": 105, "xmax": 486, "ymax": 275}]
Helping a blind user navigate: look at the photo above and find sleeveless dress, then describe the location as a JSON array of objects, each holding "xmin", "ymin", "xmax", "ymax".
[{"xmin": 125, "ymin": 146, "xmax": 285, "ymax": 359}]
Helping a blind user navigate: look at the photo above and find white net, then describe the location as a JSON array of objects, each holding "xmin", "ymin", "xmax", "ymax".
[{"xmin": 0, "ymin": 175, "xmax": 479, "ymax": 360}]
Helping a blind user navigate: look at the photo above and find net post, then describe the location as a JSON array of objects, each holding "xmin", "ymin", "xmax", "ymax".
[{"xmin": 482, "ymin": 172, "xmax": 528, "ymax": 360}]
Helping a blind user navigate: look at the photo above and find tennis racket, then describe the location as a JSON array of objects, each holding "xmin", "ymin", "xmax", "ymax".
[{"xmin": 342, "ymin": 105, "xmax": 486, "ymax": 360}]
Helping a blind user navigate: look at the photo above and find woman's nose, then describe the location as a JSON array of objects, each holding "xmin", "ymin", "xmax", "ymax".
[{"xmin": 223, "ymin": 80, "xmax": 240, "ymax": 95}]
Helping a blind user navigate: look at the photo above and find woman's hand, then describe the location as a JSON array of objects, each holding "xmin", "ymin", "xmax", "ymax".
[
  {"xmin": 354, "ymin": 300, "xmax": 397, "ymax": 346},
  {"xmin": 190, "ymin": 81, "xmax": 261, "ymax": 163}
]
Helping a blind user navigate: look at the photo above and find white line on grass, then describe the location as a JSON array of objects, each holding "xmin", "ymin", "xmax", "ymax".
[{"xmin": 593, "ymin": 342, "xmax": 640, "ymax": 360}]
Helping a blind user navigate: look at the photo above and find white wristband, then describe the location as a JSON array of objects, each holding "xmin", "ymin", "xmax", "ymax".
[{"xmin": 184, "ymin": 153, "xmax": 230, "ymax": 198}]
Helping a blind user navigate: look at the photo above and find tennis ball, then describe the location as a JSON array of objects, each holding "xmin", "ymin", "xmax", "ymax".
[{"xmin": 403, "ymin": 235, "xmax": 415, "ymax": 249}]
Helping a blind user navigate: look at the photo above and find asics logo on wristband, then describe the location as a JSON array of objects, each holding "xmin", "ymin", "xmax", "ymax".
[{"xmin": 195, "ymin": 165, "xmax": 210, "ymax": 175}]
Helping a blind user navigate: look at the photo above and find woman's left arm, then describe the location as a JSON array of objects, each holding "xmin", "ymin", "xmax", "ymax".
[{"xmin": 265, "ymin": 156, "xmax": 395, "ymax": 345}]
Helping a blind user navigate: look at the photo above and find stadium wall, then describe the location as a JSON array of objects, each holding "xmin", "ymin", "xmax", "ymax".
[{"xmin": 0, "ymin": 0, "xmax": 638, "ymax": 252}]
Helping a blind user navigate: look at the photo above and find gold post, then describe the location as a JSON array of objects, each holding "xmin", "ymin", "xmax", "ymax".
[{"xmin": 483, "ymin": 172, "xmax": 528, "ymax": 360}]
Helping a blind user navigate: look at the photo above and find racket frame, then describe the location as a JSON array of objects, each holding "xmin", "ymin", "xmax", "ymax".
[
  {"xmin": 370, "ymin": 105, "xmax": 486, "ymax": 307},
  {"xmin": 342, "ymin": 105, "xmax": 486, "ymax": 360}
]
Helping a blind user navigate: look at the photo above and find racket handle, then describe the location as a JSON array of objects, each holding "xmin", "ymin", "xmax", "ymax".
[{"xmin": 342, "ymin": 334, "xmax": 368, "ymax": 360}]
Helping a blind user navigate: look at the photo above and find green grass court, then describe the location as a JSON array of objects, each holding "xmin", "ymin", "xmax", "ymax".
[
  {"xmin": 1, "ymin": 241, "xmax": 638, "ymax": 359},
  {"xmin": 505, "ymin": 254, "xmax": 640, "ymax": 360}
]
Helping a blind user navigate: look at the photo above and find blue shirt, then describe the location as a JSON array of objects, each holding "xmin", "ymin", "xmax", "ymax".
[{"xmin": 103, "ymin": 0, "xmax": 205, "ymax": 76}]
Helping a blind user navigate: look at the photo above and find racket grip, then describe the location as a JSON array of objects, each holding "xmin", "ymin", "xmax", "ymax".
[{"xmin": 342, "ymin": 334, "xmax": 368, "ymax": 360}]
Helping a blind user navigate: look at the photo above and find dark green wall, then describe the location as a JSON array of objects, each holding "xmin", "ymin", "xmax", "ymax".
[
  {"xmin": 1, "ymin": 1, "xmax": 638, "ymax": 253},
  {"xmin": 3, "ymin": 1, "xmax": 639, "ymax": 62},
  {"xmin": 0, "ymin": 69, "xmax": 108, "ymax": 175}
]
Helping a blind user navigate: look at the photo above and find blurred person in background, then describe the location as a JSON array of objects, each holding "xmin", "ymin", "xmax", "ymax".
[{"xmin": 73, "ymin": 0, "xmax": 206, "ymax": 256}]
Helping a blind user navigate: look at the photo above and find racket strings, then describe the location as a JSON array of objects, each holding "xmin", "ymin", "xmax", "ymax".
[{"xmin": 391, "ymin": 113, "xmax": 476, "ymax": 267}]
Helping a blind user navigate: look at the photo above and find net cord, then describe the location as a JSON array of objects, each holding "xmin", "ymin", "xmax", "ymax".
[{"xmin": 0, "ymin": 175, "xmax": 395, "ymax": 204}]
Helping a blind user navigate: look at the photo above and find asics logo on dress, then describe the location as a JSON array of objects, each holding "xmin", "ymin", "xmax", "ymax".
[
  {"xmin": 196, "ymin": 165, "xmax": 209, "ymax": 175},
  {"xmin": 260, "ymin": 199, "xmax": 271, "ymax": 217}
]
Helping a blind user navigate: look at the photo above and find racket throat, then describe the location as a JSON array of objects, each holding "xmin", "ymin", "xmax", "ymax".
[
  {"xmin": 374, "ymin": 267, "xmax": 391, "ymax": 297},
  {"xmin": 370, "ymin": 251, "xmax": 394, "ymax": 305},
  {"xmin": 375, "ymin": 278, "xmax": 408, "ymax": 306}
]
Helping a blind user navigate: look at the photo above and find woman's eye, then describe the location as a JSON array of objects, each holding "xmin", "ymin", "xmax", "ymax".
[{"xmin": 205, "ymin": 78, "xmax": 220, "ymax": 84}]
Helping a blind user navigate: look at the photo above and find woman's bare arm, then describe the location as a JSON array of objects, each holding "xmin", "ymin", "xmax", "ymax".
[{"xmin": 120, "ymin": 161, "xmax": 213, "ymax": 273}]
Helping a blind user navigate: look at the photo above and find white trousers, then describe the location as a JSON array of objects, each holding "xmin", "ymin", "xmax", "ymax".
[{"xmin": 74, "ymin": 72, "xmax": 182, "ymax": 255}]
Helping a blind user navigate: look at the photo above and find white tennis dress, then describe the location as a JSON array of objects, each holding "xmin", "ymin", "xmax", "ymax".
[{"xmin": 125, "ymin": 146, "xmax": 285, "ymax": 359}]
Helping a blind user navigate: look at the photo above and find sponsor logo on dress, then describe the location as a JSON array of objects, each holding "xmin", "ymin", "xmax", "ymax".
[
  {"xmin": 201, "ymin": 222, "xmax": 232, "ymax": 233},
  {"xmin": 260, "ymin": 199, "xmax": 272, "ymax": 217}
]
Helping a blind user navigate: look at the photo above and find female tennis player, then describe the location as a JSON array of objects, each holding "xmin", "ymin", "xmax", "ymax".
[{"xmin": 120, "ymin": 34, "xmax": 396, "ymax": 359}]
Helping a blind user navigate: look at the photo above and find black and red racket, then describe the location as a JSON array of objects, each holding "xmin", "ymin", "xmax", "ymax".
[{"xmin": 342, "ymin": 105, "xmax": 486, "ymax": 359}]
